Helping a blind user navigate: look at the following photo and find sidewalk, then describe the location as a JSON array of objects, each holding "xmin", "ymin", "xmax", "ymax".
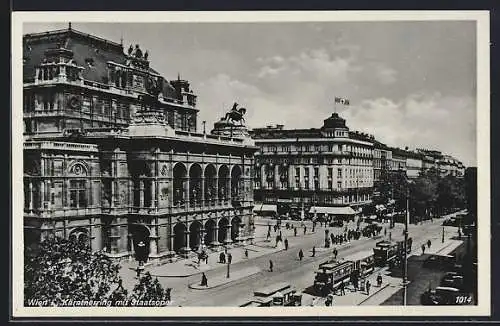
[
  {"xmin": 188, "ymin": 266, "xmax": 261, "ymax": 290},
  {"xmin": 146, "ymin": 244, "xmax": 276, "ymax": 278}
]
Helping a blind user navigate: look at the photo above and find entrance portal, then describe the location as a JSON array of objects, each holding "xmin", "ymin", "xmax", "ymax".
[
  {"xmin": 129, "ymin": 224, "xmax": 150, "ymax": 262},
  {"xmin": 231, "ymin": 216, "xmax": 242, "ymax": 242},
  {"xmin": 204, "ymin": 219, "xmax": 216, "ymax": 244},
  {"xmin": 218, "ymin": 218, "xmax": 228, "ymax": 243},
  {"xmin": 189, "ymin": 221, "xmax": 202, "ymax": 251},
  {"xmin": 173, "ymin": 223, "xmax": 187, "ymax": 252}
]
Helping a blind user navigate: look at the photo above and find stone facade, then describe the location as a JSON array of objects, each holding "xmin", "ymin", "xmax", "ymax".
[
  {"xmin": 23, "ymin": 26, "xmax": 257, "ymax": 262},
  {"xmin": 250, "ymin": 113, "xmax": 374, "ymax": 220}
]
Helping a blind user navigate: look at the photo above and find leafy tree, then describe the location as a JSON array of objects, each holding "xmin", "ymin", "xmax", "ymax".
[
  {"xmin": 25, "ymin": 236, "xmax": 170, "ymax": 307},
  {"xmin": 130, "ymin": 272, "xmax": 171, "ymax": 306}
]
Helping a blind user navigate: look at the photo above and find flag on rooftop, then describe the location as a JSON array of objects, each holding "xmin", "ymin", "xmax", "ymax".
[{"xmin": 335, "ymin": 97, "xmax": 350, "ymax": 105}]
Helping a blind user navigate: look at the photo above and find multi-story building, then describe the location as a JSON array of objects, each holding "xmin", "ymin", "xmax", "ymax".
[
  {"xmin": 389, "ymin": 147, "xmax": 408, "ymax": 173},
  {"xmin": 23, "ymin": 26, "xmax": 257, "ymax": 262},
  {"xmin": 372, "ymin": 140, "xmax": 392, "ymax": 184},
  {"xmin": 251, "ymin": 112, "xmax": 374, "ymax": 222},
  {"xmin": 404, "ymin": 150, "xmax": 424, "ymax": 179}
]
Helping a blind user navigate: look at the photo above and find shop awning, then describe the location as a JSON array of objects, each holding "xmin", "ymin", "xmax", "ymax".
[
  {"xmin": 253, "ymin": 204, "xmax": 277, "ymax": 213},
  {"xmin": 308, "ymin": 206, "xmax": 357, "ymax": 215}
]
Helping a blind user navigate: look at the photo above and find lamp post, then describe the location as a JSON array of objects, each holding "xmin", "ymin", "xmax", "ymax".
[
  {"xmin": 226, "ymin": 259, "xmax": 230, "ymax": 278},
  {"xmin": 442, "ymin": 225, "xmax": 445, "ymax": 243},
  {"xmin": 403, "ymin": 184, "xmax": 410, "ymax": 306}
]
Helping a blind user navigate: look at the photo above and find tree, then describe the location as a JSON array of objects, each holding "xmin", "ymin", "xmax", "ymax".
[
  {"xmin": 130, "ymin": 272, "xmax": 171, "ymax": 306},
  {"xmin": 25, "ymin": 236, "xmax": 170, "ymax": 307}
]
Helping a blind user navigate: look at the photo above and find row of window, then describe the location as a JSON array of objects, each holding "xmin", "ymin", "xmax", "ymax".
[
  {"xmin": 261, "ymin": 143, "xmax": 373, "ymax": 154},
  {"xmin": 257, "ymin": 157, "xmax": 373, "ymax": 166}
]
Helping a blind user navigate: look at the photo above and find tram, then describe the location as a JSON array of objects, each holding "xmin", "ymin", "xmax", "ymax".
[
  {"xmin": 373, "ymin": 238, "xmax": 412, "ymax": 267},
  {"xmin": 345, "ymin": 249, "xmax": 375, "ymax": 277},
  {"xmin": 313, "ymin": 261, "xmax": 354, "ymax": 296}
]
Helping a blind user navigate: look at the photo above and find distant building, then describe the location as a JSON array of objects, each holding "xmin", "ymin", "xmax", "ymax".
[
  {"xmin": 372, "ymin": 140, "xmax": 392, "ymax": 183},
  {"xmin": 389, "ymin": 147, "xmax": 408, "ymax": 173},
  {"xmin": 23, "ymin": 26, "xmax": 257, "ymax": 262},
  {"xmin": 251, "ymin": 112, "xmax": 374, "ymax": 222}
]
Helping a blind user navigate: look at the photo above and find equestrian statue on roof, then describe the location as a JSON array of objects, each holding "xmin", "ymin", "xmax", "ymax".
[{"xmin": 223, "ymin": 102, "xmax": 247, "ymax": 126}]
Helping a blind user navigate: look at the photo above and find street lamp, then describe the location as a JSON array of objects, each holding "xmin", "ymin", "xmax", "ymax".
[
  {"xmin": 402, "ymin": 179, "xmax": 411, "ymax": 306},
  {"xmin": 442, "ymin": 225, "xmax": 445, "ymax": 243}
]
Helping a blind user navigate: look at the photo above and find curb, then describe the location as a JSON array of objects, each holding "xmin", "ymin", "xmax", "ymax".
[
  {"xmin": 357, "ymin": 283, "xmax": 391, "ymax": 305},
  {"xmin": 187, "ymin": 268, "xmax": 262, "ymax": 290}
]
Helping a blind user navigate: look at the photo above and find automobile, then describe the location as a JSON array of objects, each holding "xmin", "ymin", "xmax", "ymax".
[
  {"xmin": 442, "ymin": 218, "xmax": 457, "ymax": 227},
  {"xmin": 440, "ymin": 272, "xmax": 465, "ymax": 290},
  {"xmin": 420, "ymin": 287, "xmax": 463, "ymax": 305},
  {"xmin": 423, "ymin": 254, "xmax": 455, "ymax": 270}
]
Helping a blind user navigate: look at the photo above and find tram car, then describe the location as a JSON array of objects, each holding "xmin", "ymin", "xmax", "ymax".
[
  {"xmin": 313, "ymin": 261, "xmax": 354, "ymax": 296},
  {"xmin": 239, "ymin": 282, "xmax": 302, "ymax": 307},
  {"xmin": 373, "ymin": 238, "xmax": 412, "ymax": 267},
  {"xmin": 345, "ymin": 249, "xmax": 375, "ymax": 277}
]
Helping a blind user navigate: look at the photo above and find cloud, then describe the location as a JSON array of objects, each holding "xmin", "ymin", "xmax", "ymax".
[
  {"xmin": 342, "ymin": 94, "xmax": 476, "ymax": 166},
  {"xmin": 195, "ymin": 42, "xmax": 474, "ymax": 166},
  {"xmin": 374, "ymin": 64, "xmax": 398, "ymax": 85}
]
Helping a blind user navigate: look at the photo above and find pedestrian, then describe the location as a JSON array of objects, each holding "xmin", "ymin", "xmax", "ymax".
[
  {"xmin": 269, "ymin": 260, "xmax": 274, "ymax": 272},
  {"xmin": 333, "ymin": 248, "xmax": 338, "ymax": 259},
  {"xmin": 284, "ymin": 238, "xmax": 289, "ymax": 250},
  {"xmin": 299, "ymin": 249, "xmax": 304, "ymax": 261},
  {"xmin": 245, "ymin": 249, "xmax": 249, "ymax": 259},
  {"xmin": 201, "ymin": 272, "xmax": 208, "ymax": 287},
  {"xmin": 205, "ymin": 253, "xmax": 209, "ymax": 264},
  {"xmin": 384, "ymin": 228, "xmax": 387, "ymax": 236},
  {"xmin": 366, "ymin": 280, "xmax": 371, "ymax": 295},
  {"xmin": 377, "ymin": 274, "xmax": 382, "ymax": 287},
  {"xmin": 312, "ymin": 246, "xmax": 316, "ymax": 257},
  {"xmin": 427, "ymin": 239, "xmax": 431, "ymax": 249},
  {"xmin": 312, "ymin": 222, "xmax": 316, "ymax": 233},
  {"xmin": 421, "ymin": 244, "xmax": 426, "ymax": 255},
  {"xmin": 267, "ymin": 230, "xmax": 271, "ymax": 240},
  {"xmin": 389, "ymin": 232, "xmax": 392, "ymax": 241},
  {"xmin": 228, "ymin": 252, "xmax": 232, "ymax": 264},
  {"xmin": 304, "ymin": 226, "xmax": 307, "ymax": 235},
  {"xmin": 166, "ymin": 288, "xmax": 172, "ymax": 302},
  {"xmin": 339, "ymin": 281, "xmax": 346, "ymax": 296},
  {"xmin": 294, "ymin": 227, "xmax": 297, "ymax": 237}
]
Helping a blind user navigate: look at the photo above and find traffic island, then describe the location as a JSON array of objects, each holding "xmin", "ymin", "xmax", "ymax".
[{"xmin": 188, "ymin": 266, "xmax": 262, "ymax": 290}]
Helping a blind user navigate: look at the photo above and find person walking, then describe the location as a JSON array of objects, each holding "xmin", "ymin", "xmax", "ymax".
[
  {"xmin": 227, "ymin": 252, "xmax": 232, "ymax": 264},
  {"xmin": 421, "ymin": 244, "xmax": 426, "ymax": 255},
  {"xmin": 201, "ymin": 272, "xmax": 208, "ymax": 287},
  {"xmin": 269, "ymin": 260, "xmax": 274, "ymax": 272},
  {"xmin": 427, "ymin": 239, "xmax": 432, "ymax": 249},
  {"xmin": 312, "ymin": 246, "xmax": 316, "ymax": 257},
  {"xmin": 333, "ymin": 248, "xmax": 338, "ymax": 260},
  {"xmin": 205, "ymin": 252, "xmax": 209, "ymax": 264},
  {"xmin": 299, "ymin": 249, "xmax": 304, "ymax": 261},
  {"xmin": 366, "ymin": 280, "xmax": 371, "ymax": 295},
  {"xmin": 303, "ymin": 225, "xmax": 307, "ymax": 235},
  {"xmin": 244, "ymin": 249, "xmax": 249, "ymax": 259},
  {"xmin": 377, "ymin": 274, "xmax": 382, "ymax": 287},
  {"xmin": 284, "ymin": 238, "xmax": 289, "ymax": 250},
  {"xmin": 266, "ymin": 229, "xmax": 271, "ymax": 240},
  {"xmin": 339, "ymin": 281, "xmax": 346, "ymax": 296},
  {"xmin": 294, "ymin": 227, "xmax": 298, "ymax": 237}
]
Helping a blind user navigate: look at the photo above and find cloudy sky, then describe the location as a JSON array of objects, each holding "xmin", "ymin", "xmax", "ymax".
[{"xmin": 24, "ymin": 21, "xmax": 477, "ymax": 166}]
